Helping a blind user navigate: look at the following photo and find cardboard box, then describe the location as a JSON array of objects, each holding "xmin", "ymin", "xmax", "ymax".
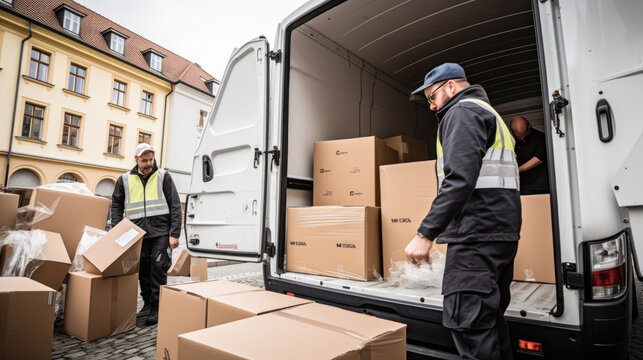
[
  {"xmin": 0, "ymin": 192, "xmax": 19, "ymax": 230},
  {"xmin": 156, "ymin": 281, "xmax": 310, "ymax": 360},
  {"xmin": 514, "ymin": 195, "xmax": 555, "ymax": 283},
  {"xmin": 178, "ymin": 304, "xmax": 407, "ymax": 360},
  {"xmin": 286, "ymin": 206, "xmax": 381, "ymax": 281},
  {"xmin": 0, "ymin": 277, "xmax": 56, "ymax": 360},
  {"xmin": 189, "ymin": 257, "xmax": 208, "ymax": 282},
  {"xmin": 379, "ymin": 161, "xmax": 446, "ymax": 279},
  {"xmin": 64, "ymin": 271, "xmax": 138, "ymax": 342},
  {"xmin": 167, "ymin": 249, "xmax": 191, "ymax": 276},
  {"xmin": 383, "ymin": 135, "xmax": 429, "ymax": 163},
  {"xmin": 29, "ymin": 187, "xmax": 110, "ymax": 260},
  {"xmin": 313, "ymin": 136, "xmax": 398, "ymax": 207},
  {"xmin": 0, "ymin": 230, "xmax": 71, "ymax": 291},
  {"xmin": 83, "ymin": 218, "xmax": 145, "ymax": 277}
]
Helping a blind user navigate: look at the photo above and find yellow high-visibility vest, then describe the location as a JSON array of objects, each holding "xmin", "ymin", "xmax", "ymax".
[{"xmin": 122, "ymin": 169, "xmax": 169, "ymax": 219}]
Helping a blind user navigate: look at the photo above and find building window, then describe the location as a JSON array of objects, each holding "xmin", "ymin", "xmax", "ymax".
[
  {"xmin": 198, "ymin": 110, "xmax": 207, "ymax": 128},
  {"xmin": 140, "ymin": 92, "xmax": 153, "ymax": 115},
  {"xmin": 138, "ymin": 131, "xmax": 151, "ymax": 144},
  {"xmin": 110, "ymin": 34, "xmax": 125, "ymax": 54},
  {"xmin": 63, "ymin": 10, "xmax": 81, "ymax": 34},
  {"xmin": 22, "ymin": 103, "xmax": 45, "ymax": 139},
  {"xmin": 107, "ymin": 125, "xmax": 123, "ymax": 155},
  {"xmin": 62, "ymin": 113, "xmax": 81, "ymax": 147},
  {"xmin": 28, "ymin": 48, "xmax": 50, "ymax": 82},
  {"xmin": 8, "ymin": 169, "xmax": 40, "ymax": 189},
  {"xmin": 56, "ymin": 173, "xmax": 78, "ymax": 183},
  {"xmin": 67, "ymin": 63, "xmax": 86, "ymax": 93},
  {"xmin": 112, "ymin": 80, "xmax": 127, "ymax": 107},
  {"xmin": 150, "ymin": 53, "xmax": 162, "ymax": 72}
]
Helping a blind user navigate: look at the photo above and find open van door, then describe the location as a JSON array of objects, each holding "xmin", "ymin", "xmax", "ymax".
[{"xmin": 185, "ymin": 38, "xmax": 270, "ymax": 262}]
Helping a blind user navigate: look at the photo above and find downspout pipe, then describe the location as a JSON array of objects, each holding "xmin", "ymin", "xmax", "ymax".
[
  {"xmin": 4, "ymin": 21, "xmax": 32, "ymax": 191},
  {"xmin": 159, "ymin": 83, "xmax": 174, "ymax": 168}
]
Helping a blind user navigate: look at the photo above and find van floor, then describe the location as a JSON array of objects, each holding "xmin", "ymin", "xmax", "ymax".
[{"xmin": 280, "ymin": 271, "xmax": 556, "ymax": 322}]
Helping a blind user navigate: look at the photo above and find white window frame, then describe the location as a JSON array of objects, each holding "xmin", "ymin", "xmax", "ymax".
[
  {"xmin": 63, "ymin": 10, "xmax": 81, "ymax": 34},
  {"xmin": 150, "ymin": 53, "xmax": 162, "ymax": 72},
  {"xmin": 110, "ymin": 35, "xmax": 125, "ymax": 54},
  {"xmin": 140, "ymin": 91, "xmax": 153, "ymax": 115}
]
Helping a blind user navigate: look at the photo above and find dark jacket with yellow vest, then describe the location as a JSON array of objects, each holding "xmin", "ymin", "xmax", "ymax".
[
  {"xmin": 111, "ymin": 163, "xmax": 182, "ymax": 239},
  {"xmin": 417, "ymin": 85, "xmax": 521, "ymax": 243}
]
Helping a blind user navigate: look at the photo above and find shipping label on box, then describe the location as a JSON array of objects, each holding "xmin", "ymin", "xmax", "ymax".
[
  {"xmin": 286, "ymin": 206, "xmax": 381, "ymax": 281},
  {"xmin": 313, "ymin": 136, "xmax": 398, "ymax": 207},
  {"xmin": 83, "ymin": 218, "xmax": 145, "ymax": 277}
]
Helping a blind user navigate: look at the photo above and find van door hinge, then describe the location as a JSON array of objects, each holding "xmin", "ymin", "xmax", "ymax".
[
  {"xmin": 562, "ymin": 262, "xmax": 583, "ymax": 289},
  {"xmin": 268, "ymin": 50, "xmax": 281, "ymax": 63},
  {"xmin": 549, "ymin": 89, "xmax": 569, "ymax": 138},
  {"xmin": 265, "ymin": 241, "xmax": 276, "ymax": 257},
  {"xmin": 254, "ymin": 146, "xmax": 280, "ymax": 169}
]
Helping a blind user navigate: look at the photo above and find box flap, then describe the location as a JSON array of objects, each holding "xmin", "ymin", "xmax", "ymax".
[
  {"xmin": 0, "ymin": 277, "xmax": 56, "ymax": 292},
  {"xmin": 210, "ymin": 290, "xmax": 312, "ymax": 315},
  {"xmin": 38, "ymin": 231, "xmax": 72, "ymax": 264},
  {"xmin": 166, "ymin": 280, "xmax": 260, "ymax": 299}
]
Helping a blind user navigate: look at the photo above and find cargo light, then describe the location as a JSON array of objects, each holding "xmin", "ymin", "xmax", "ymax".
[
  {"xmin": 518, "ymin": 340, "xmax": 543, "ymax": 353},
  {"xmin": 286, "ymin": 292, "xmax": 294, "ymax": 296},
  {"xmin": 588, "ymin": 232, "xmax": 627, "ymax": 300}
]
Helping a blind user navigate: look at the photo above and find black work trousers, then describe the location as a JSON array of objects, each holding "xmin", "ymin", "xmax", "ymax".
[
  {"xmin": 441, "ymin": 241, "xmax": 519, "ymax": 360},
  {"xmin": 139, "ymin": 236, "xmax": 172, "ymax": 308}
]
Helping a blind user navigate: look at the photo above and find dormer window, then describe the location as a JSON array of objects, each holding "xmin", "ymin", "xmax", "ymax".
[
  {"xmin": 54, "ymin": 5, "xmax": 86, "ymax": 35},
  {"xmin": 101, "ymin": 28, "xmax": 129, "ymax": 55},
  {"xmin": 142, "ymin": 49, "xmax": 165, "ymax": 72}
]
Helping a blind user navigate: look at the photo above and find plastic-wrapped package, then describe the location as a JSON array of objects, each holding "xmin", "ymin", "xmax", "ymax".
[
  {"xmin": 70, "ymin": 226, "xmax": 107, "ymax": 272},
  {"xmin": 38, "ymin": 182, "xmax": 93, "ymax": 196},
  {"xmin": 14, "ymin": 197, "xmax": 60, "ymax": 230},
  {"xmin": 0, "ymin": 229, "xmax": 47, "ymax": 278},
  {"xmin": 387, "ymin": 250, "xmax": 446, "ymax": 289}
]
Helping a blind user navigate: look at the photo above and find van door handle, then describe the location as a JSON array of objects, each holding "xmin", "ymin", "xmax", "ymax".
[
  {"xmin": 596, "ymin": 99, "xmax": 614, "ymax": 143},
  {"xmin": 202, "ymin": 155, "xmax": 214, "ymax": 182}
]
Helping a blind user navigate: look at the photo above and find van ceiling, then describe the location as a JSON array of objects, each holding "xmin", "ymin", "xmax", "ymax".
[{"xmin": 306, "ymin": 0, "xmax": 541, "ymax": 106}]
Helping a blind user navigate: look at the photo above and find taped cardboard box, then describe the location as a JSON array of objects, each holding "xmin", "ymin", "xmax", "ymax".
[
  {"xmin": 83, "ymin": 218, "xmax": 145, "ymax": 277},
  {"xmin": 29, "ymin": 187, "xmax": 110, "ymax": 260},
  {"xmin": 379, "ymin": 161, "xmax": 446, "ymax": 279},
  {"xmin": 157, "ymin": 281, "xmax": 310, "ymax": 360},
  {"xmin": 167, "ymin": 249, "xmax": 191, "ymax": 276},
  {"xmin": 313, "ymin": 136, "xmax": 398, "ymax": 207},
  {"xmin": 0, "ymin": 192, "xmax": 19, "ymax": 230},
  {"xmin": 514, "ymin": 194, "xmax": 555, "ymax": 283},
  {"xmin": 0, "ymin": 230, "xmax": 71, "ymax": 291},
  {"xmin": 0, "ymin": 277, "xmax": 56, "ymax": 360},
  {"xmin": 286, "ymin": 206, "xmax": 381, "ymax": 281},
  {"xmin": 64, "ymin": 271, "xmax": 138, "ymax": 342},
  {"xmin": 178, "ymin": 305, "xmax": 406, "ymax": 360},
  {"xmin": 189, "ymin": 257, "xmax": 208, "ymax": 282},
  {"xmin": 383, "ymin": 135, "xmax": 429, "ymax": 163}
]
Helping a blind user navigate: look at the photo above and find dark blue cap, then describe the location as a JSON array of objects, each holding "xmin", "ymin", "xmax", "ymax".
[{"xmin": 411, "ymin": 63, "xmax": 467, "ymax": 95}]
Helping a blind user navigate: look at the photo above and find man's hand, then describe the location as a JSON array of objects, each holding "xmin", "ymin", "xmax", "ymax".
[
  {"xmin": 405, "ymin": 234, "xmax": 433, "ymax": 265},
  {"xmin": 169, "ymin": 236, "xmax": 179, "ymax": 250}
]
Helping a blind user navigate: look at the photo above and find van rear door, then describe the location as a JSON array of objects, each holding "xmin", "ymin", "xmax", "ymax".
[{"xmin": 185, "ymin": 38, "xmax": 270, "ymax": 262}]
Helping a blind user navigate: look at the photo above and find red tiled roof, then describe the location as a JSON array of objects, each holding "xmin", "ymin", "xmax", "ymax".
[{"xmin": 6, "ymin": 0, "xmax": 217, "ymax": 95}]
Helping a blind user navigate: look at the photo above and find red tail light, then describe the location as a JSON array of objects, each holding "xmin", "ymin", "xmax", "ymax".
[
  {"xmin": 592, "ymin": 264, "xmax": 624, "ymax": 287},
  {"xmin": 286, "ymin": 292, "xmax": 294, "ymax": 296},
  {"xmin": 518, "ymin": 340, "xmax": 543, "ymax": 353}
]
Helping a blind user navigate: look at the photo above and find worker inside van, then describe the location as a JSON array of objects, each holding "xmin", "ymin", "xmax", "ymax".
[{"xmin": 510, "ymin": 116, "xmax": 550, "ymax": 195}]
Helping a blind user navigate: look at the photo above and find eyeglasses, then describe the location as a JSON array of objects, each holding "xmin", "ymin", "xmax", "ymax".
[{"xmin": 427, "ymin": 80, "xmax": 448, "ymax": 105}]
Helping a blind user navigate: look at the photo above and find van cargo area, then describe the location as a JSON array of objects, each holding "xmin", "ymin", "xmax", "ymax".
[{"xmin": 276, "ymin": 0, "xmax": 558, "ymax": 336}]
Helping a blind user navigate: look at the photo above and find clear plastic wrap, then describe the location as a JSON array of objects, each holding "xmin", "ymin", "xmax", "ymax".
[
  {"xmin": 387, "ymin": 250, "xmax": 446, "ymax": 289},
  {"xmin": 38, "ymin": 182, "xmax": 93, "ymax": 196},
  {"xmin": 70, "ymin": 226, "xmax": 107, "ymax": 272},
  {"xmin": 14, "ymin": 197, "xmax": 60, "ymax": 230},
  {"xmin": 55, "ymin": 283, "xmax": 67, "ymax": 320},
  {"xmin": 0, "ymin": 229, "xmax": 47, "ymax": 278}
]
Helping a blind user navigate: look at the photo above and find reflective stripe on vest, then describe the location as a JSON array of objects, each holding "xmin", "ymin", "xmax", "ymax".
[
  {"xmin": 436, "ymin": 98, "xmax": 520, "ymax": 190},
  {"xmin": 122, "ymin": 169, "xmax": 169, "ymax": 219}
]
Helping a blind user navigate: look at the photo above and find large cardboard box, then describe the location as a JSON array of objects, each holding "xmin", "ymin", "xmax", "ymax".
[
  {"xmin": 178, "ymin": 305, "xmax": 407, "ymax": 360},
  {"xmin": 83, "ymin": 218, "xmax": 145, "ymax": 277},
  {"xmin": 0, "ymin": 192, "xmax": 19, "ymax": 230},
  {"xmin": 287, "ymin": 206, "xmax": 381, "ymax": 281},
  {"xmin": 379, "ymin": 161, "xmax": 446, "ymax": 279},
  {"xmin": 313, "ymin": 136, "xmax": 398, "ymax": 207},
  {"xmin": 64, "ymin": 271, "xmax": 138, "ymax": 342},
  {"xmin": 0, "ymin": 277, "xmax": 56, "ymax": 360},
  {"xmin": 29, "ymin": 187, "xmax": 110, "ymax": 260},
  {"xmin": 514, "ymin": 195, "xmax": 555, "ymax": 283},
  {"xmin": 0, "ymin": 230, "xmax": 71, "ymax": 291},
  {"xmin": 383, "ymin": 135, "xmax": 429, "ymax": 163},
  {"xmin": 167, "ymin": 249, "xmax": 191, "ymax": 276},
  {"xmin": 156, "ymin": 280, "xmax": 310, "ymax": 360}
]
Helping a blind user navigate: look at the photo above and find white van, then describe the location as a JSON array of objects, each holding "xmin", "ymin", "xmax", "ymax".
[{"xmin": 185, "ymin": 0, "xmax": 642, "ymax": 358}]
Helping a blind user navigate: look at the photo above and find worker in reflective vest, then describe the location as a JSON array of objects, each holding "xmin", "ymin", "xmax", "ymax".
[
  {"xmin": 405, "ymin": 63, "xmax": 522, "ymax": 360},
  {"xmin": 111, "ymin": 142, "xmax": 182, "ymax": 326}
]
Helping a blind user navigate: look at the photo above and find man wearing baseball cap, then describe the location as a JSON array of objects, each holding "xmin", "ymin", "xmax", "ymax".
[
  {"xmin": 405, "ymin": 63, "xmax": 521, "ymax": 359},
  {"xmin": 111, "ymin": 142, "xmax": 182, "ymax": 326}
]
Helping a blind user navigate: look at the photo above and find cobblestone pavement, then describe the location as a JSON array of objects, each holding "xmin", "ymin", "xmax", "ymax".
[{"xmin": 52, "ymin": 264, "xmax": 643, "ymax": 359}]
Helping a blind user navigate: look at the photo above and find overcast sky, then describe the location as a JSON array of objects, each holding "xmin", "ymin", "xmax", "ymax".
[{"xmin": 76, "ymin": 0, "xmax": 309, "ymax": 81}]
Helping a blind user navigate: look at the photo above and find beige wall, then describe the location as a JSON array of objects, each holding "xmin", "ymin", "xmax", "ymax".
[{"xmin": 0, "ymin": 12, "xmax": 171, "ymax": 190}]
